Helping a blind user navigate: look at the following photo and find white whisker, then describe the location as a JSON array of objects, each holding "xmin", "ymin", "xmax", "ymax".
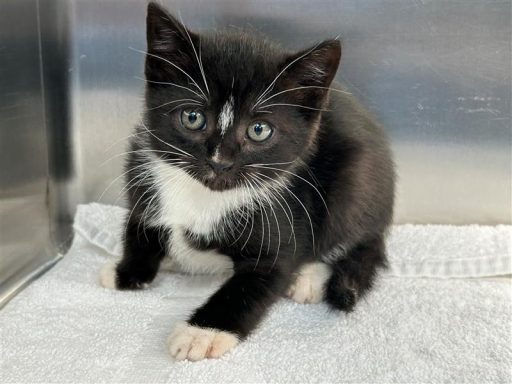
[
  {"xmin": 129, "ymin": 47, "xmax": 207, "ymax": 100},
  {"xmin": 114, "ymin": 169, "xmax": 156, "ymax": 206},
  {"xmin": 100, "ymin": 149, "xmax": 187, "ymax": 167},
  {"xmin": 257, "ymin": 85, "xmax": 351, "ymax": 106},
  {"xmin": 160, "ymin": 102, "xmax": 205, "ymax": 116},
  {"xmin": 244, "ymin": 176, "xmax": 266, "ymax": 268},
  {"xmin": 248, "ymin": 164, "xmax": 330, "ymax": 215},
  {"xmin": 240, "ymin": 175, "xmax": 256, "ymax": 251},
  {"xmin": 249, "ymin": 174, "xmax": 282, "ymax": 269},
  {"xmin": 297, "ymin": 158, "xmax": 324, "ymax": 194},
  {"xmin": 115, "ymin": 159, "xmax": 190, "ymax": 206},
  {"xmin": 229, "ymin": 208, "xmax": 250, "ymax": 246},
  {"xmin": 178, "ymin": 13, "xmax": 210, "ymax": 96},
  {"xmin": 252, "ymin": 43, "xmax": 321, "ymax": 110},
  {"xmin": 229, "ymin": 181, "xmax": 253, "ymax": 246},
  {"xmin": 140, "ymin": 122, "xmax": 195, "ymax": 158},
  {"xmin": 103, "ymin": 130, "xmax": 147, "ymax": 153},
  {"xmin": 249, "ymin": 160, "xmax": 295, "ymax": 167},
  {"xmin": 124, "ymin": 182, "xmax": 156, "ymax": 236},
  {"xmin": 139, "ymin": 165, "xmax": 194, "ymax": 237},
  {"xmin": 98, "ymin": 160, "xmax": 157, "ymax": 202},
  {"xmin": 258, "ymin": 103, "xmax": 331, "ymax": 112},
  {"xmin": 135, "ymin": 76, "xmax": 206, "ymax": 100},
  {"xmin": 113, "ymin": 170, "xmax": 152, "ymax": 206},
  {"xmin": 271, "ymin": 171, "xmax": 317, "ymax": 256},
  {"xmin": 148, "ymin": 98, "xmax": 203, "ymax": 111},
  {"xmin": 261, "ymin": 200, "xmax": 271, "ymax": 256},
  {"xmin": 251, "ymin": 171, "xmax": 296, "ymax": 256}
]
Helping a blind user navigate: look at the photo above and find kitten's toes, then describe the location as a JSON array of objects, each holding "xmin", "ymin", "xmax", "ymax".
[
  {"xmin": 99, "ymin": 261, "xmax": 149, "ymax": 290},
  {"xmin": 286, "ymin": 262, "xmax": 330, "ymax": 304},
  {"xmin": 287, "ymin": 275, "xmax": 321, "ymax": 304},
  {"xmin": 99, "ymin": 261, "xmax": 119, "ymax": 289},
  {"xmin": 325, "ymin": 274, "xmax": 358, "ymax": 312},
  {"xmin": 325, "ymin": 286, "xmax": 357, "ymax": 312},
  {"xmin": 167, "ymin": 322, "xmax": 239, "ymax": 361}
]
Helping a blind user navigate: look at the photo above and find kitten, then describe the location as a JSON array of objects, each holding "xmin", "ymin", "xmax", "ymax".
[{"xmin": 100, "ymin": 2, "xmax": 395, "ymax": 361}]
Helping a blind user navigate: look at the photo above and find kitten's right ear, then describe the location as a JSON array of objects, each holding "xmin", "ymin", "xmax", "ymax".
[
  {"xmin": 146, "ymin": 2, "xmax": 192, "ymax": 54},
  {"xmin": 282, "ymin": 39, "xmax": 341, "ymax": 89}
]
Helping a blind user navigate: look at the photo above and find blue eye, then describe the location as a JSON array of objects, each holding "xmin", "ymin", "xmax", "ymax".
[
  {"xmin": 247, "ymin": 122, "xmax": 273, "ymax": 142},
  {"xmin": 181, "ymin": 109, "xmax": 206, "ymax": 130}
]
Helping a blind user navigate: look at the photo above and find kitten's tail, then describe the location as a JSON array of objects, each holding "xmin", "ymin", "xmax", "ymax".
[{"xmin": 324, "ymin": 237, "xmax": 387, "ymax": 312}]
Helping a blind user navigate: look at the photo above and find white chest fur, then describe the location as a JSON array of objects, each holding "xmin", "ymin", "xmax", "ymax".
[
  {"xmin": 149, "ymin": 156, "xmax": 249, "ymax": 274},
  {"xmin": 150, "ymin": 156, "xmax": 249, "ymax": 236},
  {"xmin": 168, "ymin": 227, "xmax": 234, "ymax": 274}
]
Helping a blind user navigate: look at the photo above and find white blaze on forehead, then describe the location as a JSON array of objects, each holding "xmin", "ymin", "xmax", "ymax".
[
  {"xmin": 212, "ymin": 145, "xmax": 221, "ymax": 162},
  {"xmin": 218, "ymin": 95, "xmax": 235, "ymax": 136}
]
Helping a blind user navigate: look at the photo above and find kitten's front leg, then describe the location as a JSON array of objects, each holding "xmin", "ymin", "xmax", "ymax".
[
  {"xmin": 167, "ymin": 267, "xmax": 289, "ymax": 361},
  {"xmin": 100, "ymin": 218, "xmax": 168, "ymax": 290}
]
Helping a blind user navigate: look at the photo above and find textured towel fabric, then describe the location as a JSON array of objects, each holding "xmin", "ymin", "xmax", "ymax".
[
  {"xmin": 75, "ymin": 203, "xmax": 512, "ymax": 278},
  {"xmin": 0, "ymin": 204, "xmax": 510, "ymax": 383}
]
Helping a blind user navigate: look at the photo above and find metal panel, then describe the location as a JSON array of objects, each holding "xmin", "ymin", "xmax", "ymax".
[
  {"xmin": 72, "ymin": 0, "xmax": 511, "ymax": 224},
  {"xmin": 0, "ymin": 0, "xmax": 59, "ymax": 303}
]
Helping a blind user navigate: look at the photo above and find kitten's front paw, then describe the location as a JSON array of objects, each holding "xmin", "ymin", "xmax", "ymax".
[
  {"xmin": 167, "ymin": 321, "xmax": 239, "ymax": 361},
  {"xmin": 99, "ymin": 261, "xmax": 149, "ymax": 290},
  {"xmin": 99, "ymin": 261, "xmax": 119, "ymax": 289},
  {"xmin": 287, "ymin": 262, "xmax": 330, "ymax": 304}
]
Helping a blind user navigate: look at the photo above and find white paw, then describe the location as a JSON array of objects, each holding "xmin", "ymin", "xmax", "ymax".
[
  {"xmin": 167, "ymin": 321, "xmax": 239, "ymax": 361},
  {"xmin": 287, "ymin": 262, "xmax": 331, "ymax": 304},
  {"xmin": 99, "ymin": 261, "xmax": 118, "ymax": 289}
]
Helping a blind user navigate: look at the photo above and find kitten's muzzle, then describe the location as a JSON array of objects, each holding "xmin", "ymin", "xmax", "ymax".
[{"xmin": 206, "ymin": 159, "xmax": 234, "ymax": 174}]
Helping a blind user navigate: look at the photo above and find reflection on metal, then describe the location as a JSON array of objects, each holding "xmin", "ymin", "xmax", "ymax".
[
  {"xmin": 0, "ymin": 256, "xmax": 62, "ymax": 309},
  {"xmin": 0, "ymin": 0, "xmax": 57, "ymax": 305},
  {"xmin": 73, "ymin": 0, "xmax": 511, "ymax": 224},
  {"xmin": 0, "ymin": 0, "xmax": 511, "ymax": 304}
]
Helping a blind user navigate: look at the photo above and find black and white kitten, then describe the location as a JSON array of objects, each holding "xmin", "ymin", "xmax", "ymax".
[{"xmin": 100, "ymin": 2, "xmax": 395, "ymax": 361}]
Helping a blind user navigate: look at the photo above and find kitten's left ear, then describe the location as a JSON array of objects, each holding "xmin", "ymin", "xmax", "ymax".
[
  {"xmin": 146, "ymin": 2, "xmax": 197, "ymax": 54},
  {"xmin": 145, "ymin": 3, "xmax": 201, "ymax": 82},
  {"xmin": 282, "ymin": 39, "xmax": 341, "ymax": 88}
]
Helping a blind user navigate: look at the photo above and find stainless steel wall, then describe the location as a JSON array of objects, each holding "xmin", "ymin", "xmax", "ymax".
[
  {"xmin": 1, "ymin": 0, "xmax": 510, "ymax": 302},
  {"xmin": 73, "ymin": 0, "xmax": 511, "ymax": 224},
  {"xmin": 0, "ymin": 0, "xmax": 62, "ymax": 303}
]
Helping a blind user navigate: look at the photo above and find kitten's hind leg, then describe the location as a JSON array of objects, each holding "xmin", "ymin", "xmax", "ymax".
[
  {"xmin": 286, "ymin": 262, "xmax": 331, "ymax": 304},
  {"xmin": 99, "ymin": 219, "xmax": 168, "ymax": 290},
  {"xmin": 324, "ymin": 237, "xmax": 387, "ymax": 312}
]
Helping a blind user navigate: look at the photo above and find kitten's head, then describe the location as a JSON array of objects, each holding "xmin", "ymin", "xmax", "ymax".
[{"xmin": 143, "ymin": 2, "xmax": 341, "ymax": 191}]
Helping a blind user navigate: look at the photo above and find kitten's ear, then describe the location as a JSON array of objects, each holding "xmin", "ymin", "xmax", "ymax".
[
  {"xmin": 146, "ymin": 2, "xmax": 196, "ymax": 54},
  {"xmin": 282, "ymin": 39, "xmax": 341, "ymax": 88},
  {"xmin": 145, "ymin": 3, "xmax": 200, "ymax": 82}
]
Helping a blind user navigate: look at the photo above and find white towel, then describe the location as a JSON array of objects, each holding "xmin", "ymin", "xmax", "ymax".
[
  {"xmin": 75, "ymin": 203, "xmax": 512, "ymax": 278},
  {"xmin": 1, "ymin": 203, "xmax": 511, "ymax": 383}
]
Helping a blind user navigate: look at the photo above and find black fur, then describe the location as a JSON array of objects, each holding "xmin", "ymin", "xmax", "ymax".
[
  {"xmin": 112, "ymin": 2, "xmax": 395, "ymax": 346},
  {"xmin": 116, "ymin": 218, "xmax": 168, "ymax": 290}
]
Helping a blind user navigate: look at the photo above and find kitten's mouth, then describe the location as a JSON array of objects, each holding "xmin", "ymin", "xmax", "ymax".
[{"xmin": 203, "ymin": 173, "xmax": 236, "ymax": 191}]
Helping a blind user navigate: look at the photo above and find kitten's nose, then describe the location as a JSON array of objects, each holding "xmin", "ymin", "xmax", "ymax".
[{"xmin": 206, "ymin": 158, "xmax": 234, "ymax": 173}]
